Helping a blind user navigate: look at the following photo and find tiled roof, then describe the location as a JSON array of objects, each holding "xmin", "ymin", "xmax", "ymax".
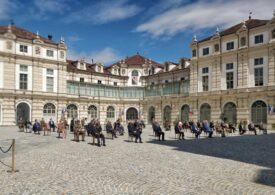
[
  {"xmin": 67, "ymin": 60, "xmax": 128, "ymax": 78},
  {"xmin": 107, "ymin": 54, "xmax": 164, "ymax": 69},
  {"xmin": 0, "ymin": 25, "xmax": 58, "ymax": 45},
  {"xmin": 198, "ymin": 19, "xmax": 269, "ymax": 43}
]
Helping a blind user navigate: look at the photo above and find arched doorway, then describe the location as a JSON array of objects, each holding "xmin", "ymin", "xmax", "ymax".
[
  {"xmin": 163, "ymin": 105, "xmax": 172, "ymax": 122},
  {"xmin": 223, "ymin": 102, "xmax": 237, "ymax": 125},
  {"xmin": 251, "ymin": 100, "xmax": 267, "ymax": 125},
  {"xmin": 181, "ymin": 105, "xmax": 189, "ymax": 122},
  {"xmin": 126, "ymin": 107, "xmax": 138, "ymax": 120},
  {"xmin": 200, "ymin": 103, "xmax": 211, "ymax": 121},
  {"xmin": 43, "ymin": 103, "xmax": 56, "ymax": 122},
  {"xmin": 148, "ymin": 106, "xmax": 155, "ymax": 124},
  {"xmin": 16, "ymin": 102, "xmax": 30, "ymax": 124}
]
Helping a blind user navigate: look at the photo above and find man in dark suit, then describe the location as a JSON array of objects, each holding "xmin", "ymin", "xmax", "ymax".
[
  {"xmin": 106, "ymin": 121, "xmax": 117, "ymax": 139},
  {"xmin": 91, "ymin": 121, "xmax": 106, "ymax": 147},
  {"xmin": 70, "ymin": 118, "xmax": 75, "ymax": 132},
  {"xmin": 49, "ymin": 118, "xmax": 56, "ymax": 132},
  {"xmin": 152, "ymin": 120, "xmax": 165, "ymax": 141},
  {"xmin": 133, "ymin": 120, "xmax": 143, "ymax": 143}
]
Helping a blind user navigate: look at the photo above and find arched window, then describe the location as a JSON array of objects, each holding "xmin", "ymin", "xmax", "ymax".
[
  {"xmin": 43, "ymin": 103, "xmax": 56, "ymax": 116},
  {"xmin": 67, "ymin": 104, "xmax": 78, "ymax": 119},
  {"xmin": 131, "ymin": 70, "xmax": 139, "ymax": 85},
  {"xmin": 163, "ymin": 106, "xmax": 172, "ymax": 122},
  {"xmin": 126, "ymin": 107, "xmax": 138, "ymax": 120},
  {"xmin": 132, "ymin": 70, "xmax": 138, "ymax": 76},
  {"xmin": 107, "ymin": 106, "xmax": 115, "ymax": 119},
  {"xmin": 88, "ymin": 105, "xmax": 97, "ymax": 119}
]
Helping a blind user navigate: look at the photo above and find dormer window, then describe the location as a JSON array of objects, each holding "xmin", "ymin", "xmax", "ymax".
[
  {"xmin": 214, "ymin": 44, "xmax": 219, "ymax": 52},
  {"xmin": 255, "ymin": 34, "xmax": 263, "ymax": 44},
  {"xmin": 202, "ymin": 48, "xmax": 209, "ymax": 56},
  {"xmin": 97, "ymin": 66, "xmax": 101, "ymax": 72},
  {"xmin": 240, "ymin": 37, "xmax": 246, "ymax": 46},
  {"xmin": 20, "ymin": 45, "xmax": 28, "ymax": 53},
  {"xmin": 46, "ymin": 50, "xmax": 54, "ymax": 57},
  {"xmin": 79, "ymin": 63, "xmax": 84, "ymax": 69},
  {"xmin": 226, "ymin": 42, "xmax": 234, "ymax": 50}
]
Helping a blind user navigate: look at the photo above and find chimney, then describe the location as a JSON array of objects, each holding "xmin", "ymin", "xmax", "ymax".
[
  {"xmin": 180, "ymin": 58, "xmax": 186, "ymax": 69},
  {"xmin": 48, "ymin": 35, "xmax": 53, "ymax": 40}
]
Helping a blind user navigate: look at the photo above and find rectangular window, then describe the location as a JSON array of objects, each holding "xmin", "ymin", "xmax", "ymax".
[
  {"xmin": 19, "ymin": 73, "xmax": 28, "ymax": 90},
  {"xmin": 46, "ymin": 50, "xmax": 54, "ymax": 57},
  {"xmin": 20, "ymin": 65, "xmax": 28, "ymax": 72},
  {"xmin": 226, "ymin": 42, "xmax": 234, "ymax": 50},
  {"xmin": 98, "ymin": 80, "xmax": 102, "ymax": 84},
  {"xmin": 226, "ymin": 72, "xmax": 234, "ymax": 89},
  {"xmin": 255, "ymin": 67, "xmax": 264, "ymax": 86},
  {"xmin": 255, "ymin": 34, "xmax": 263, "ymax": 44},
  {"xmin": 254, "ymin": 58, "xmax": 263, "ymax": 66},
  {"xmin": 80, "ymin": 78, "xmax": 84, "ymax": 83},
  {"xmin": 192, "ymin": 49, "xmax": 197, "ymax": 57},
  {"xmin": 202, "ymin": 48, "xmax": 209, "ymax": 56},
  {"xmin": 46, "ymin": 69, "xmax": 54, "ymax": 75},
  {"xmin": 202, "ymin": 75, "xmax": 209, "ymax": 91},
  {"xmin": 46, "ymin": 76, "xmax": 54, "ymax": 92},
  {"xmin": 202, "ymin": 67, "xmax": 209, "ymax": 74},
  {"xmin": 226, "ymin": 63, "xmax": 234, "ymax": 70},
  {"xmin": 19, "ymin": 45, "xmax": 28, "ymax": 53},
  {"xmin": 165, "ymin": 80, "xmax": 169, "ymax": 83},
  {"xmin": 114, "ymin": 82, "xmax": 117, "ymax": 86}
]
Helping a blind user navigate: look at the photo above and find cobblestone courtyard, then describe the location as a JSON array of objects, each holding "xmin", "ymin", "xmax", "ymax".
[{"xmin": 0, "ymin": 126, "xmax": 275, "ymax": 195}]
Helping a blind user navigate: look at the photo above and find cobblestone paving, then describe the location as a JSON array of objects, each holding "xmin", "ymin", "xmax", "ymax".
[{"xmin": 0, "ymin": 127, "xmax": 275, "ymax": 194}]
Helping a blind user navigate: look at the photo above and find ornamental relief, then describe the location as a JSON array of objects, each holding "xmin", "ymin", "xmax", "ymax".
[
  {"xmin": 6, "ymin": 41, "xmax": 12, "ymax": 50},
  {"xmin": 60, "ymin": 51, "xmax": 65, "ymax": 59},
  {"xmin": 35, "ymin": 46, "xmax": 41, "ymax": 55}
]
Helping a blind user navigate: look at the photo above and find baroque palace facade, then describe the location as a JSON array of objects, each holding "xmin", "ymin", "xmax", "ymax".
[{"xmin": 0, "ymin": 12, "xmax": 275, "ymax": 129}]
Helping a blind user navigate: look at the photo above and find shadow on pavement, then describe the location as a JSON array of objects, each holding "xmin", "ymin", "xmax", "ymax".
[{"xmin": 147, "ymin": 133, "xmax": 275, "ymax": 187}]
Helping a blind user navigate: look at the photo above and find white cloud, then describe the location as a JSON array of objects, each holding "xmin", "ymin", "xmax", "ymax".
[
  {"xmin": 33, "ymin": 0, "xmax": 70, "ymax": 14},
  {"xmin": 67, "ymin": 47, "xmax": 121, "ymax": 65},
  {"xmin": 136, "ymin": 0, "xmax": 275, "ymax": 38},
  {"xmin": 65, "ymin": 0, "xmax": 142, "ymax": 24},
  {"xmin": 0, "ymin": 0, "xmax": 18, "ymax": 21}
]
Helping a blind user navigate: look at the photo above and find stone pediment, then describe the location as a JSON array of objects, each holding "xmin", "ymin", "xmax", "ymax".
[{"xmin": 3, "ymin": 32, "xmax": 16, "ymax": 40}]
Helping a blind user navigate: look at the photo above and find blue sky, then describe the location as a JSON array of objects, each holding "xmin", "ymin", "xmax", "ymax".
[{"xmin": 0, "ymin": 0, "xmax": 274, "ymax": 65}]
